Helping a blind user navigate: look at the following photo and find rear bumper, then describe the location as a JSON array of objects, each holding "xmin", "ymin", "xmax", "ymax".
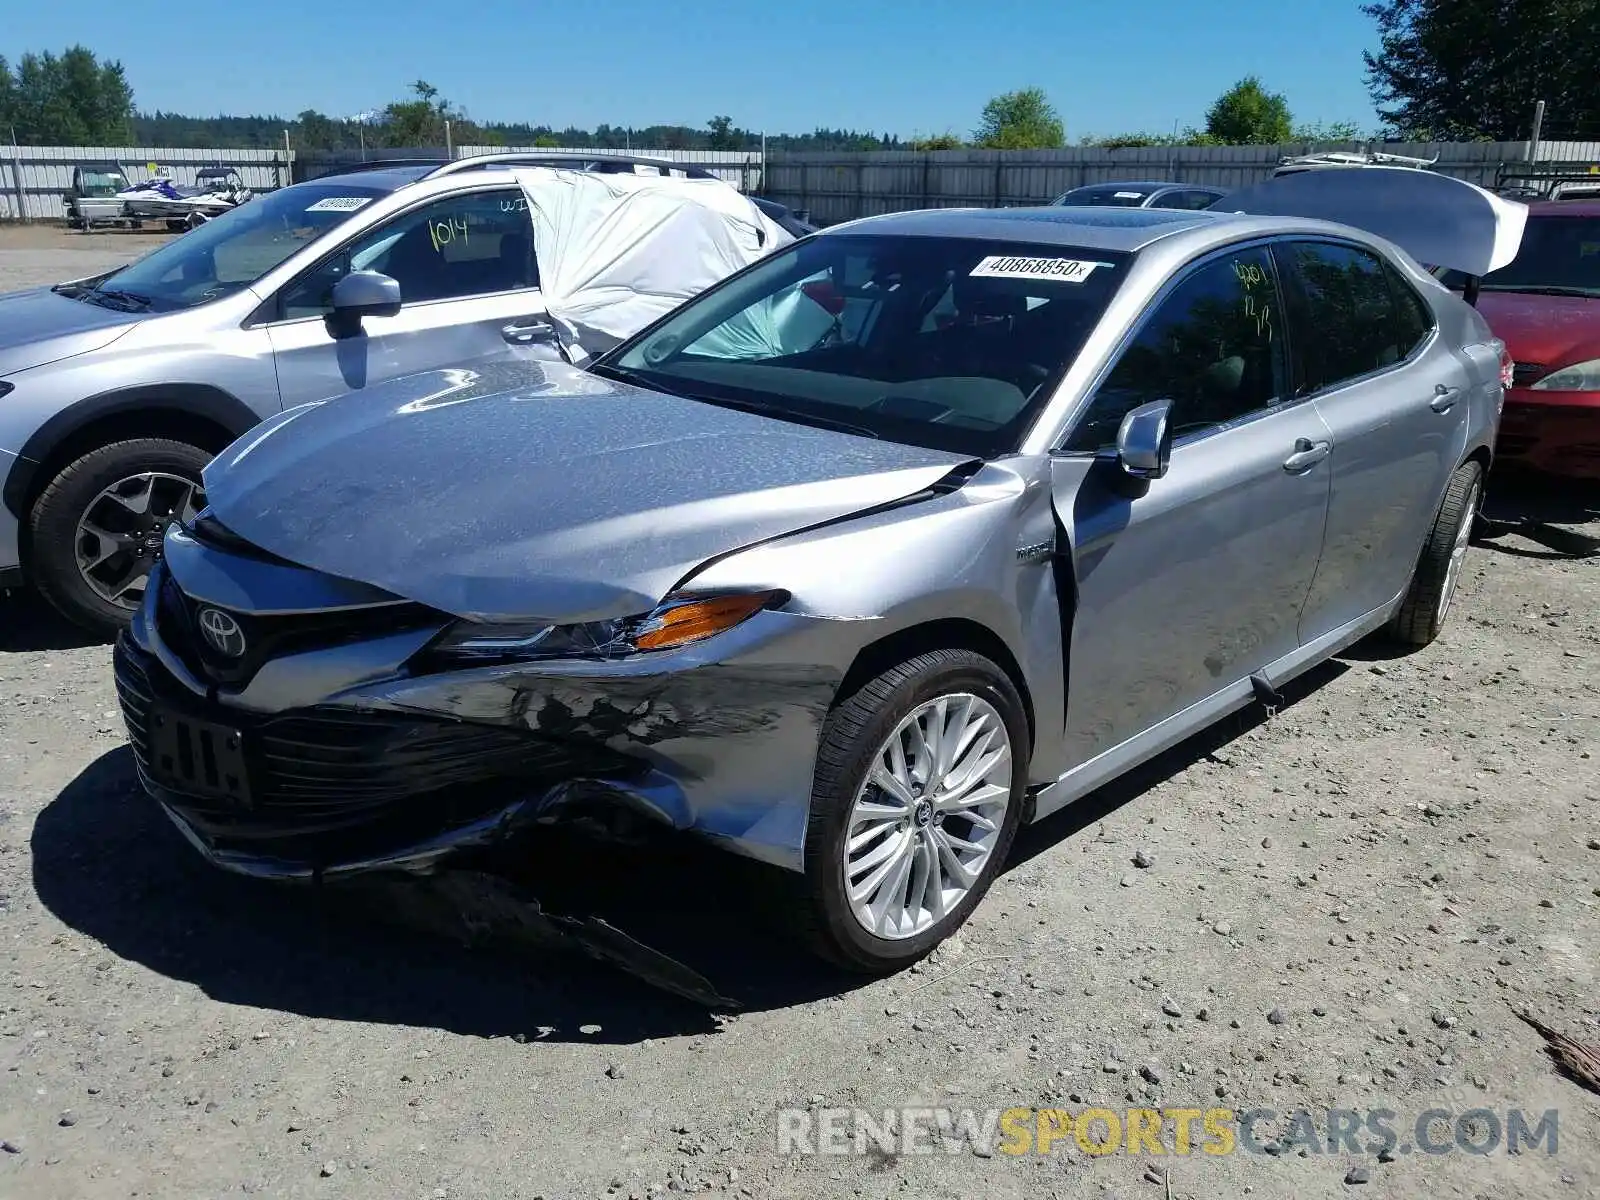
[{"xmin": 1497, "ymin": 390, "xmax": 1600, "ymax": 482}]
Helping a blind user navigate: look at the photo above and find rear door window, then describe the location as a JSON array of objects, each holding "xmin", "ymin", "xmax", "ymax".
[{"xmin": 1277, "ymin": 241, "xmax": 1421, "ymax": 394}]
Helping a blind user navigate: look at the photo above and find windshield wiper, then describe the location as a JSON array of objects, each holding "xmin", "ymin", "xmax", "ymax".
[
  {"xmin": 78, "ymin": 286, "xmax": 155, "ymax": 311},
  {"xmin": 1480, "ymin": 285, "xmax": 1598, "ymax": 298}
]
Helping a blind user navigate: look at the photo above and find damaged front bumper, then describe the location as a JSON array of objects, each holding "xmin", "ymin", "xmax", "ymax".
[{"xmin": 116, "ymin": 577, "xmax": 850, "ymax": 882}]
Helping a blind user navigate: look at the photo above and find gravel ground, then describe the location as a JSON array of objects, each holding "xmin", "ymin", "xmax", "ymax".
[{"xmin": 1, "ymin": 233, "xmax": 1598, "ymax": 1200}]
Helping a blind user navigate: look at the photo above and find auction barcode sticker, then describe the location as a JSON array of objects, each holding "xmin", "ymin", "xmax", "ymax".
[
  {"xmin": 970, "ymin": 256, "xmax": 1112, "ymax": 282},
  {"xmin": 305, "ymin": 196, "xmax": 373, "ymax": 213}
]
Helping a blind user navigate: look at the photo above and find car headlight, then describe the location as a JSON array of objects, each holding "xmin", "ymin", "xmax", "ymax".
[
  {"xmin": 421, "ymin": 589, "xmax": 788, "ymax": 665},
  {"xmin": 1529, "ymin": 359, "xmax": 1600, "ymax": 392}
]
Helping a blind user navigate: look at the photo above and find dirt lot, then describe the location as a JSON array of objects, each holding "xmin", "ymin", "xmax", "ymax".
[{"xmin": 1, "ymin": 230, "xmax": 1597, "ymax": 1200}]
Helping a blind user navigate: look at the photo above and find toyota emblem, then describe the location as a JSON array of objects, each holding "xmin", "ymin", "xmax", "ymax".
[{"xmin": 197, "ymin": 607, "xmax": 247, "ymax": 658}]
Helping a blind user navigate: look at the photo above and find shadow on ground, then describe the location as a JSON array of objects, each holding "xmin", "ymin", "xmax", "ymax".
[
  {"xmin": 32, "ymin": 659, "xmax": 1350, "ymax": 1045},
  {"xmin": 0, "ymin": 591, "xmax": 108, "ymax": 653},
  {"xmin": 1478, "ymin": 473, "xmax": 1600, "ymax": 559}
]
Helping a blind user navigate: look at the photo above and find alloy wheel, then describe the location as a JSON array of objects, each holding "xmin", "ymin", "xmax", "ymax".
[
  {"xmin": 1437, "ymin": 477, "xmax": 1481, "ymax": 624},
  {"xmin": 842, "ymin": 693, "xmax": 1012, "ymax": 940},
  {"xmin": 74, "ymin": 471, "xmax": 204, "ymax": 609}
]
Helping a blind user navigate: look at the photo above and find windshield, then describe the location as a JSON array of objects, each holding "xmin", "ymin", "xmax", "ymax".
[
  {"xmin": 602, "ymin": 234, "xmax": 1131, "ymax": 456},
  {"xmin": 1438, "ymin": 214, "xmax": 1600, "ymax": 297},
  {"xmin": 86, "ymin": 181, "xmax": 391, "ymax": 312}
]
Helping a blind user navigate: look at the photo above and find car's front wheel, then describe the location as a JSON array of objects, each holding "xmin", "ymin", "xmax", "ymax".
[
  {"xmin": 27, "ymin": 438, "xmax": 211, "ymax": 637},
  {"xmin": 1388, "ymin": 459, "xmax": 1484, "ymax": 647},
  {"xmin": 798, "ymin": 649, "xmax": 1028, "ymax": 973}
]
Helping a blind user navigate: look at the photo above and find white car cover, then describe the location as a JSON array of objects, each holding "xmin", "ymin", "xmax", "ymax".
[{"xmin": 511, "ymin": 168, "xmax": 793, "ymax": 361}]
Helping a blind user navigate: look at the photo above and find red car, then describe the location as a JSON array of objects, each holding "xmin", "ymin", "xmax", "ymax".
[{"xmin": 1444, "ymin": 201, "xmax": 1600, "ymax": 481}]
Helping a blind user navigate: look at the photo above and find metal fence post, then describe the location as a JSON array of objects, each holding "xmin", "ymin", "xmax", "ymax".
[{"xmin": 9, "ymin": 143, "xmax": 27, "ymax": 223}]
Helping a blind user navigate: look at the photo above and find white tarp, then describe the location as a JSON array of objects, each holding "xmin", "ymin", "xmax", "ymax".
[
  {"xmin": 511, "ymin": 168, "xmax": 793, "ymax": 361},
  {"xmin": 1224, "ymin": 166, "xmax": 1529, "ymax": 276}
]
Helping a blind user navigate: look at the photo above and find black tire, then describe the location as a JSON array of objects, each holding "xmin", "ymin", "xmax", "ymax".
[
  {"xmin": 27, "ymin": 438, "xmax": 212, "ymax": 638},
  {"xmin": 795, "ymin": 649, "xmax": 1029, "ymax": 973},
  {"xmin": 1388, "ymin": 459, "xmax": 1484, "ymax": 648}
]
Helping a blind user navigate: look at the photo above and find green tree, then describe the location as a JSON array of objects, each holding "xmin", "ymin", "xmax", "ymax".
[
  {"xmin": 1204, "ymin": 76, "xmax": 1294, "ymax": 144},
  {"xmin": 706, "ymin": 114, "xmax": 737, "ymax": 149},
  {"xmin": 4, "ymin": 46, "xmax": 135, "ymax": 143},
  {"xmin": 0, "ymin": 57, "xmax": 15, "ymax": 137},
  {"xmin": 974, "ymin": 87, "xmax": 1065, "ymax": 149},
  {"xmin": 909, "ymin": 131, "xmax": 964, "ymax": 150},
  {"xmin": 1363, "ymin": 0, "xmax": 1600, "ymax": 140},
  {"xmin": 1292, "ymin": 119, "xmax": 1363, "ymax": 142}
]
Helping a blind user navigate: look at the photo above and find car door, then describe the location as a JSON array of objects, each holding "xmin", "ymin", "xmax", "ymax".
[
  {"xmin": 1049, "ymin": 242, "xmax": 1334, "ymax": 768},
  {"xmin": 262, "ymin": 187, "xmax": 548, "ymax": 405},
  {"xmin": 1273, "ymin": 239, "xmax": 1467, "ymax": 637}
]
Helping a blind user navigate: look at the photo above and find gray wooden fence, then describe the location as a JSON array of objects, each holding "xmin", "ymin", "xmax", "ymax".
[
  {"xmin": 6, "ymin": 139, "xmax": 1598, "ymax": 223},
  {"xmin": 0, "ymin": 146, "xmax": 292, "ymax": 221},
  {"xmin": 761, "ymin": 140, "xmax": 1600, "ymax": 225}
]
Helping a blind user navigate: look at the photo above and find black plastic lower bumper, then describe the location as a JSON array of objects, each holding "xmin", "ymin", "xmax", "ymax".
[{"xmin": 114, "ymin": 634, "xmax": 647, "ymax": 875}]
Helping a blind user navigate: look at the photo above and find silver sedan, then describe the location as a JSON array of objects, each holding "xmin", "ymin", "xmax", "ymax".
[{"xmin": 116, "ymin": 169, "xmax": 1520, "ymax": 972}]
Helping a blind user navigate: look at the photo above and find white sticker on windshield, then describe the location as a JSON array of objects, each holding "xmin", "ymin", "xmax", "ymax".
[
  {"xmin": 969, "ymin": 256, "xmax": 1112, "ymax": 283},
  {"xmin": 1114, "ymin": 191, "xmax": 1144, "ymax": 199},
  {"xmin": 305, "ymin": 196, "xmax": 373, "ymax": 213}
]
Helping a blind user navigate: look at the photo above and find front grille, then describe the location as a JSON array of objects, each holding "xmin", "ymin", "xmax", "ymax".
[
  {"xmin": 115, "ymin": 635, "xmax": 640, "ymax": 846},
  {"xmin": 1512, "ymin": 362, "xmax": 1546, "ymax": 389},
  {"xmin": 155, "ymin": 571, "xmax": 442, "ymax": 689}
]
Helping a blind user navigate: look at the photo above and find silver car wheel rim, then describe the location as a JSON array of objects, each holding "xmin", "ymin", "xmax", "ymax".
[
  {"xmin": 843, "ymin": 693, "xmax": 1012, "ymax": 940},
  {"xmin": 74, "ymin": 471, "xmax": 204, "ymax": 609},
  {"xmin": 1437, "ymin": 479, "xmax": 1479, "ymax": 625}
]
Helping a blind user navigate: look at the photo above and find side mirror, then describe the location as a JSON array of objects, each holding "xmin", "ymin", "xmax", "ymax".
[
  {"xmin": 1115, "ymin": 399, "xmax": 1174, "ymax": 480},
  {"xmin": 332, "ymin": 270, "xmax": 402, "ymax": 319}
]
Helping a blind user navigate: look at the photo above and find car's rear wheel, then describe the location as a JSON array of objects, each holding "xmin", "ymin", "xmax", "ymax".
[
  {"xmin": 28, "ymin": 439, "xmax": 211, "ymax": 638},
  {"xmin": 796, "ymin": 649, "xmax": 1027, "ymax": 973},
  {"xmin": 1388, "ymin": 459, "xmax": 1483, "ymax": 647}
]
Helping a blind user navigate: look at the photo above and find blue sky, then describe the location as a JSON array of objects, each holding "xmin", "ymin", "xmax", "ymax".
[{"xmin": 7, "ymin": 0, "xmax": 1384, "ymax": 137}]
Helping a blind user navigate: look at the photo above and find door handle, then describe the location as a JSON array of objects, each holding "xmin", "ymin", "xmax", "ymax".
[
  {"xmin": 1430, "ymin": 384, "xmax": 1461, "ymax": 412},
  {"xmin": 502, "ymin": 318, "xmax": 556, "ymax": 345},
  {"xmin": 1282, "ymin": 437, "xmax": 1332, "ymax": 473}
]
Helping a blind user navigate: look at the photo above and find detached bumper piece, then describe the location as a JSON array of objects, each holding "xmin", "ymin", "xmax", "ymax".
[
  {"xmin": 353, "ymin": 870, "xmax": 741, "ymax": 1010},
  {"xmin": 113, "ymin": 635, "xmax": 642, "ymax": 867}
]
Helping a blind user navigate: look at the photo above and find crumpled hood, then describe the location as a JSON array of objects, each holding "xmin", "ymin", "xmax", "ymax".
[
  {"xmin": 202, "ymin": 360, "xmax": 971, "ymax": 622},
  {"xmin": 0, "ymin": 286, "xmax": 142, "ymax": 376}
]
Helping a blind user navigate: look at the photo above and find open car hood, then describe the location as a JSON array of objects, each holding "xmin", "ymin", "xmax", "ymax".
[
  {"xmin": 199, "ymin": 361, "xmax": 969, "ymax": 623},
  {"xmin": 1224, "ymin": 166, "xmax": 1529, "ymax": 276}
]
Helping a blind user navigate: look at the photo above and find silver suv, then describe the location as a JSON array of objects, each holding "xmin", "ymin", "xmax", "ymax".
[{"xmin": 0, "ymin": 153, "xmax": 736, "ymax": 635}]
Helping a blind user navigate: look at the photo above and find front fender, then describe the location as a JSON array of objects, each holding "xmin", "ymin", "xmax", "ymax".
[{"xmin": 683, "ymin": 457, "xmax": 1070, "ymax": 783}]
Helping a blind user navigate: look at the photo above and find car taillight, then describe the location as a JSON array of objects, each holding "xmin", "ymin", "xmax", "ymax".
[{"xmin": 1497, "ymin": 344, "xmax": 1515, "ymax": 391}]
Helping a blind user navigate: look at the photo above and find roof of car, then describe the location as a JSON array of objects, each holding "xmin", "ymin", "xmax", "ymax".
[
  {"xmin": 312, "ymin": 165, "xmax": 437, "ymax": 190},
  {"xmin": 829, "ymin": 204, "xmax": 1220, "ymax": 251}
]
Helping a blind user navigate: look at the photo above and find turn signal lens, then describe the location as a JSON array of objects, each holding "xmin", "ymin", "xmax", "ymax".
[{"xmin": 634, "ymin": 591, "xmax": 785, "ymax": 652}]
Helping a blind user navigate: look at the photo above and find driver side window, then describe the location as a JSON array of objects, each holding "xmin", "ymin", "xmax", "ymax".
[
  {"xmin": 1062, "ymin": 246, "xmax": 1287, "ymax": 452},
  {"xmin": 277, "ymin": 189, "xmax": 537, "ymax": 320}
]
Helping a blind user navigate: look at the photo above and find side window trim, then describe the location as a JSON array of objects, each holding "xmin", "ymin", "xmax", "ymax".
[
  {"xmin": 252, "ymin": 184, "xmax": 537, "ymax": 328},
  {"xmin": 1273, "ymin": 237, "xmax": 1438, "ymax": 402},
  {"xmin": 1051, "ymin": 236, "xmax": 1300, "ymax": 456}
]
